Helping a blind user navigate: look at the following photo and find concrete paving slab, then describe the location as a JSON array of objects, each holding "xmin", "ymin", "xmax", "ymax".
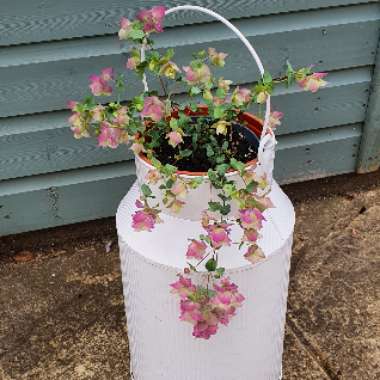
[
  {"xmin": 288, "ymin": 202, "xmax": 380, "ymax": 379},
  {"xmin": 0, "ymin": 171, "xmax": 379, "ymax": 379}
]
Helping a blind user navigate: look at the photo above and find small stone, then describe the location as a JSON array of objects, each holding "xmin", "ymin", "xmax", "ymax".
[
  {"xmin": 105, "ymin": 240, "xmax": 114, "ymax": 253},
  {"xmin": 14, "ymin": 250, "xmax": 34, "ymax": 263}
]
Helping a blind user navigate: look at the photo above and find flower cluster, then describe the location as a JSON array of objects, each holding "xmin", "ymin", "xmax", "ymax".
[
  {"xmin": 171, "ymin": 275, "xmax": 244, "ymax": 339},
  {"xmin": 89, "ymin": 67, "xmax": 114, "ymax": 96},
  {"xmin": 68, "ymin": 5, "xmax": 328, "ymax": 339},
  {"xmin": 132, "ymin": 199, "xmax": 161, "ymax": 231}
]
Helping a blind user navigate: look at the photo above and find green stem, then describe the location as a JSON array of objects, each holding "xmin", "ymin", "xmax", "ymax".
[
  {"xmin": 159, "ymin": 75, "xmax": 168, "ymax": 97},
  {"xmin": 196, "ymin": 251, "xmax": 211, "ymax": 268}
]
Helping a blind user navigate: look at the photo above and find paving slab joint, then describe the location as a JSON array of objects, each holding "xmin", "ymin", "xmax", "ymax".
[{"xmin": 286, "ymin": 316, "xmax": 337, "ymax": 380}]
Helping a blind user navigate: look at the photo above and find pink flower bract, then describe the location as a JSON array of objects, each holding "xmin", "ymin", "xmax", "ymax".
[
  {"xmin": 208, "ymin": 48, "xmax": 228, "ymax": 67},
  {"xmin": 89, "ymin": 75, "xmax": 112, "ymax": 96},
  {"xmin": 231, "ymin": 86, "xmax": 252, "ymax": 106},
  {"xmin": 244, "ymin": 244, "xmax": 265, "ymax": 264},
  {"xmin": 239, "ymin": 208, "xmax": 265, "ymax": 230},
  {"xmin": 207, "ymin": 224, "xmax": 231, "ymax": 249},
  {"xmin": 100, "ymin": 67, "xmax": 114, "ymax": 82},
  {"xmin": 132, "ymin": 210, "xmax": 156, "ymax": 232},
  {"xmin": 126, "ymin": 57, "xmax": 139, "ymax": 70},
  {"xmin": 170, "ymin": 275, "xmax": 196, "ymax": 299},
  {"xmin": 166, "ymin": 131, "xmax": 184, "ymax": 148},
  {"xmin": 193, "ymin": 321, "xmax": 218, "ymax": 339},
  {"xmin": 140, "ymin": 96, "xmax": 165, "ymax": 122},
  {"xmin": 268, "ymin": 111, "xmax": 284, "ymax": 130},
  {"xmin": 68, "ymin": 113, "xmax": 90, "ymax": 139},
  {"xmin": 298, "ymin": 72, "xmax": 327, "ymax": 93},
  {"xmin": 97, "ymin": 122, "xmax": 128, "ymax": 149},
  {"xmin": 137, "ymin": 6, "xmax": 166, "ymax": 33},
  {"xmin": 243, "ymin": 229, "xmax": 258, "ymax": 242},
  {"xmin": 186, "ymin": 239, "xmax": 207, "ymax": 260},
  {"xmin": 118, "ymin": 17, "xmax": 133, "ymax": 40},
  {"xmin": 182, "ymin": 64, "xmax": 211, "ymax": 85},
  {"xmin": 171, "ymin": 275, "xmax": 245, "ymax": 340}
]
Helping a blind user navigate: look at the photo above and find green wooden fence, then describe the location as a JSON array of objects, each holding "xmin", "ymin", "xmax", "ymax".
[{"xmin": 0, "ymin": 1, "xmax": 379, "ymax": 235}]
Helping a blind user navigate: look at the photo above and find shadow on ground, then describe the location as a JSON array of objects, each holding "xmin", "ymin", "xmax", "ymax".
[{"xmin": 1, "ymin": 171, "xmax": 379, "ymax": 379}]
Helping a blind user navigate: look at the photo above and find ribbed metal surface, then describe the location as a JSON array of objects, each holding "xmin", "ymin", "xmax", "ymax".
[{"xmin": 117, "ymin": 182, "xmax": 294, "ymax": 380}]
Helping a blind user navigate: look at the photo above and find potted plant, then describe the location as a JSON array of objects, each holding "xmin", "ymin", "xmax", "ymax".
[{"xmin": 68, "ymin": 4, "xmax": 327, "ymax": 377}]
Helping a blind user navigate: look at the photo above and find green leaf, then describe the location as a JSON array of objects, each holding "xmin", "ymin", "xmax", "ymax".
[
  {"xmin": 215, "ymin": 88, "xmax": 226, "ymax": 98},
  {"xmin": 194, "ymin": 50, "xmax": 207, "ymax": 59},
  {"xmin": 206, "ymin": 145, "xmax": 215, "ymax": 157},
  {"xmin": 162, "ymin": 164, "xmax": 177, "ymax": 177},
  {"xmin": 205, "ymin": 258, "xmax": 217, "ymax": 272},
  {"xmin": 132, "ymin": 95, "xmax": 145, "ymax": 111},
  {"xmin": 188, "ymin": 177, "xmax": 203, "ymax": 189},
  {"xmin": 115, "ymin": 74, "xmax": 125, "ymax": 91},
  {"xmin": 141, "ymin": 184, "xmax": 152, "ymax": 197},
  {"xmin": 208, "ymin": 201, "xmax": 221, "ymax": 212},
  {"xmin": 178, "ymin": 114, "xmax": 190, "ymax": 127},
  {"xmin": 179, "ymin": 149, "xmax": 192, "ymax": 158},
  {"xmin": 262, "ymin": 71, "xmax": 273, "ymax": 85},
  {"xmin": 218, "ymin": 193, "xmax": 229, "ymax": 202},
  {"xmin": 223, "ymin": 183, "xmax": 235, "ymax": 196},
  {"xmin": 230, "ymin": 158, "xmax": 245, "ymax": 174},
  {"xmin": 213, "ymin": 106, "xmax": 225, "ymax": 119},
  {"xmin": 150, "ymin": 156, "xmax": 162, "ymax": 169},
  {"xmin": 190, "ymin": 86, "xmax": 201, "ymax": 96},
  {"xmin": 286, "ymin": 60, "xmax": 294, "ymax": 73},
  {"xmin": 215, "ymin": 154, "xmax": 225, "ymax": 164},
  {"xmin": 129, "ymin": 29, "xmax": 145, "ymax": 40},
  {"xmin": 165, "ymin": 178, "xmax": 175, "ymax": 188},
  {"xmin": 199, "ymin": 234, "xmax": 211, "ymax": 244},
  {"xmin": 220, "ymin": 204, "xmax": 231, "ymax": 215},
  {"xmin": 216, "ymin": 163, "xmax": 229, "ymax": 176},
  {"xmin": 207, "ymin": 169, "xmax": 217, "ymax": 181},
  {"xmin": 246, "ymin": 180, "xmax": 258, "ymax": 193},
  {"xmin": 214, "ymin": 267, "xmax": 225, "ymax": 279},
  {"xmin": 169, "ymin": 118, "xmax": 178, "ymax": 129},
  {"xmin": 192, "ymin": 132, "xmax": 198, "ymax": 147},
  {"xmin": 162, "ymin": 48, "xmax": 174, "ymax": 62},
  {"xmin": 286, "ymin": 61, "xmax": 295, "ymax": 86}
]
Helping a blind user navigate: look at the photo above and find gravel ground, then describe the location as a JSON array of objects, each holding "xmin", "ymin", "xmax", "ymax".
[{"xmin": 0, "ymin": 171, "xmax": 379, "ymax": 380}]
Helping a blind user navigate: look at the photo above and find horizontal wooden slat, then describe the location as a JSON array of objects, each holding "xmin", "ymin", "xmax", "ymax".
[
  {"xmin": 0, "ymin": 67, "xmax": 370, "ymax": 181},
  {"xmin": 0, "ymin": 0, "xmax": 377, "ymax": 46},
  {"xmin": 0, "ymin": 4, "xmax": 378, "ymax": 117},
  {"xmin": 2, "ymin": 3, "xmax": 379, "ymax": 68},
  {"xmin": 0, "ymin": 124, "xmax": 361, "ymax": 236},
  {"xmin": 276, "ymin": 124, "xmax": 362, "ymax": 183},
  {"xmin": 0, "ymin": 162, "xmax": 136, "ymax": 235}
]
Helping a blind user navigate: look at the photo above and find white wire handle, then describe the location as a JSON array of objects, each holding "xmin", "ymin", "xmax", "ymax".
[{"xmin": 140, "ymin": 4, "xmax": 272, "ymax": 139}]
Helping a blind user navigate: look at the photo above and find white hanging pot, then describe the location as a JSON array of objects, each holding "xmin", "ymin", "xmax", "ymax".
[{"xmin": 117, "ymin": 5, "xmax": 295, "ymax": 380}]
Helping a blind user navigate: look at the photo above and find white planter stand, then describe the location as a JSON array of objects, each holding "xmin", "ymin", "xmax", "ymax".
[
  {"xmin": 116, "ymin": 5, "xmax": 295, "ymax": 379},
  {"xmin": 117, "ymin": 180, "xmax": 294, "ymax": 380}
]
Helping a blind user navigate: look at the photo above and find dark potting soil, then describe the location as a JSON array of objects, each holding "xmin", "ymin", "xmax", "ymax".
[{"xmin": 153, "ymin": 122, "xmax": 260, "ymax": 172}]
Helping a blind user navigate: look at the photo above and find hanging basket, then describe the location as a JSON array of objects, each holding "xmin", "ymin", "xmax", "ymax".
[{"xmin": 116, "ymin": 5, "xmax": 295, "ymax": 380}]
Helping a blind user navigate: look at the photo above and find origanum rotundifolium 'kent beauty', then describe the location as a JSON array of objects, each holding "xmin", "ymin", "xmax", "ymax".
[{"xmin": 68, "ymin": 5, "xmax": 327, "ymax": 339}]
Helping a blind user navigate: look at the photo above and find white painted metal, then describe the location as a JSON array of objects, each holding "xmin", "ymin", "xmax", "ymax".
[{"xmin": 117, "ymin": 181, "xmax": 294, "ymax": 379}]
